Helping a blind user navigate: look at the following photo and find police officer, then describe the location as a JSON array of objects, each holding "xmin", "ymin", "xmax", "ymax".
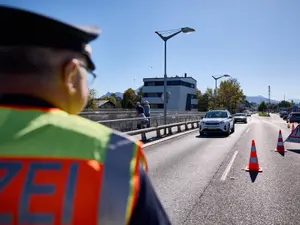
[{"xmin": 0, "ymin": 5, "xmax": 171, "ymax": 225}]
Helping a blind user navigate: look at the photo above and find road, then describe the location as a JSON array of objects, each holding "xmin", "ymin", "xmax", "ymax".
[{"xmin": 145, "ymin": 114, "xmax": 300, "ymax": 225}]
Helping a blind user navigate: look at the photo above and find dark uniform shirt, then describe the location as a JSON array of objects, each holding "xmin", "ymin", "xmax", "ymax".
[{"xmin": 0, "ymin": 94, "xmax": 172, "ymax": 225}]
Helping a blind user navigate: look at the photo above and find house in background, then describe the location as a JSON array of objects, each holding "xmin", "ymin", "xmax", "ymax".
[
  {"xmin": 95, "ymin": 100, "xmax": 116, "ymax": 109},
  {"xmin": 142, "ymin": 73, "xmax": 198, "ymax": 111}
]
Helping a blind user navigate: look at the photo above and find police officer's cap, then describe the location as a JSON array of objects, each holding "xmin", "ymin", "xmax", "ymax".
[{"xmin": 0, "ymin": 5, "xmax": 101, "ymax": 71}]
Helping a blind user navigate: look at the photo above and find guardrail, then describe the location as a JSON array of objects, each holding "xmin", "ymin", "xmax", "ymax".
[
  {"xmin": 98, "ymin": 113, "xmax": 205, "ymax": 132},
  {"xmin": 80, "ymin": 110, "xmax": 204, "ymax": 121},
  {"xmin": 125, "ymin": 120, "xmax": 200, "ymax": 142}
]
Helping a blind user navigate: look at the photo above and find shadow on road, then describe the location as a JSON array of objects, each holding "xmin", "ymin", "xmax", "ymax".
[
  {"xmin": 249, "ymin": 172, "xmax": 259, "ymax": 183},
  {"xmin": 276, "ymin": 151, "xmax": 285, "ymax": 157},
  {"xmin": 195, "ymin": 134, "xmax": 226, "ymax": 139},
  {"xmin": 287, "ymin": 149, "xmax": 300, "ymax": 155}
]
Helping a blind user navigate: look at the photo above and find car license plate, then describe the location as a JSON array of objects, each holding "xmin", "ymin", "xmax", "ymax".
[{"xmin": 208, "ymin": 127, "xmax": 218, "ymax": 130}]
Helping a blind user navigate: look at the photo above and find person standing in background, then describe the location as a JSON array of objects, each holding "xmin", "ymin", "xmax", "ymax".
[
  {"xmin": 144, "ymin": 101, "xmax": 151, "ymax": 128},
  {"xmin": 136, "ymin": 102, "xmax": 147, "ymax": 129}
]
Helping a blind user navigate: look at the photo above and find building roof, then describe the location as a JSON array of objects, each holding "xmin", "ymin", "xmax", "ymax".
[
  {"xmin": 143, "ymin": 76, "xmax": 197, "ymax": 83},
  {"xmin": 95, "ymin": 100, "xmax": 115, "ymax": 107}
]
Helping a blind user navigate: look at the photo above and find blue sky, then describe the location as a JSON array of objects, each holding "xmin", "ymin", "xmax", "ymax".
[{"xmin": 3, "ymin": 0, "xmax": 300, "ymax": 100}]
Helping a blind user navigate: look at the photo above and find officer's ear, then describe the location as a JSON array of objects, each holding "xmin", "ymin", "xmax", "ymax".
[{"xmin": 61, "ymin": 58, "xmax": 81, "ymax": 95}]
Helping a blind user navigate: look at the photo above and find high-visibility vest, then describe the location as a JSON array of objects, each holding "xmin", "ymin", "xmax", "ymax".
[{"xmin": 0, "ymin": 106, "xmax": 148, "ymax": 225}]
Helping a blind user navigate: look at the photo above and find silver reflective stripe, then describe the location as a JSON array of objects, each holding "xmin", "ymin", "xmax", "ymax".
[{"xmin": 99, "ymin": 133, "xmax": 137, "ymax": 225}]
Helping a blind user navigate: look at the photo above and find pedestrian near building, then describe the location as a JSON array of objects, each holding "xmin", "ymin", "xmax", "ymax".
[{"xmin": 0, "ymin": 5, "xmax": 171, "ymax": 225}]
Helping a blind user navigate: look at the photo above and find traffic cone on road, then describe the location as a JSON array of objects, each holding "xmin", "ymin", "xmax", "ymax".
[
  {"xmin": 274, "ymin": 130, "xmax": 287, "ymax": 153},
  {"xmin": 245, "ymin": 140, "xmax": 263, "ymax": 173},
  {"xmin": 292, "ymin": 123, "xmax": 295, "ymax": 133}
]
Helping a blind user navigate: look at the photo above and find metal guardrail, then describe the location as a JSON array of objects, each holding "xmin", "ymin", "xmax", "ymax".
[
  {"xmin": 98, "ymin": 113, "xmax": 205, "ymax": 132},
  {"xmin": 125, "ymin": 120, "xmax": 200, "ymax": 142},
  {"xmin": 81, "ymin": 109, "xmax": 200, "ymax": 114},
  {"xmin": 80, "ymin": 110, "xmax": 204, "ymax": 122}
]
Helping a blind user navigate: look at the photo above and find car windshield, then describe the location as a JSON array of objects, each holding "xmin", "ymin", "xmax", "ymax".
[
  {"xmin": 235, "ymin": 113, "xmax": 245, "ymax": 116},
  {"xmin": 292, "ymin": 113, "xmax": 300, "ymax": 117},
  {"xmin": 205, "ymin": 111, "xmax": 228, "ymax": 118}
]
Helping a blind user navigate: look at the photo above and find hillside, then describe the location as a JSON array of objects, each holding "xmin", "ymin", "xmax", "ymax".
[{"xmin": 246, "ymin": 95, "xmax": 279, "ymax": 104}]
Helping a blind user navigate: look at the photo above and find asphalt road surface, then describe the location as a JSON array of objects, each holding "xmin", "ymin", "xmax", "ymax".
[{"xmin": 145, "ymin": 114, "xmax": 300, "ymax": 225}]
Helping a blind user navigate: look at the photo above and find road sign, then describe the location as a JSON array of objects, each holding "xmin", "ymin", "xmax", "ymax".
[
  {"xmin": 285, "ymin": 124, "xmax": 300, "ymax": 144},
  {"xmin": 293, "ymin": 105, "xmax": 299, "ymax": 112}
]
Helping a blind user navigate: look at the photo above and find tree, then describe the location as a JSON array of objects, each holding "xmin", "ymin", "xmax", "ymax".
[
  {"xmin": 244, "ymin": 100, "xmax": 251, "ymax": 108},
  {"xmin": 122, "ymin": 88, "xmax": 137, "ymax": 109},
  {"xmin": 135, "ymin": 88, "xmax": 143, "ymax": 103},
  {"xmin": 278, "ymin": 100, "xmax": 292, "ymax": 108},
  {"xmin": 86, "ymin": 88, "xmax": 98, "ymax": 110},
  {"xmin": 217, "ymin": 78, "xmax": 246, "ymax": 113},
  {"xmin": 197, "ymin": 88, "xmax": 214, "ymax": 111},
  {"xmin": 258, "ymin": 101, "xmax": 267, "ymax": 112}
]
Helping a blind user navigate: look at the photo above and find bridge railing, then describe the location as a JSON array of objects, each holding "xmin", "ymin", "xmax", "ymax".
[{"xmin": 98, "ymin": 113, "xmax": 205, "ymax": 132}]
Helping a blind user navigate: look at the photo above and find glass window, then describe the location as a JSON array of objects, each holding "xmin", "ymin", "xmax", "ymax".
[{"xmin": 205, "ymin": 111, "xmax": 228, "ymax": 118}]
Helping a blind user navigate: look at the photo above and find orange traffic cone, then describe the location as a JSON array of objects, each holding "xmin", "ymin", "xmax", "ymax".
[
  {"xmin": 274, "ymin": 130, "xmax": 287, "ymax": 153},
  {"xmin": 292, "ymin": 123, "xmax": 295, "ymax": 134},
  {"xmin": 245, "ymin": 140, "xmax": 263, "ymax": 172}
]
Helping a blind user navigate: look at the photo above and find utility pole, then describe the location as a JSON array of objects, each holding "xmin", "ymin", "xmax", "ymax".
[{"xmin": 268, "ymin": 85, "xmax": 271, "ymax": 115}]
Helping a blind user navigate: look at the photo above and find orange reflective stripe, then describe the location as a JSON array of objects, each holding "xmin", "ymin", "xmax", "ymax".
[
  {"xmin": 99, "ymin": 133, "xmax": 139, "ymax": 225},
  {"xmin": 138, "ymin": 141, "xmax": 148, "ymax": 173}
]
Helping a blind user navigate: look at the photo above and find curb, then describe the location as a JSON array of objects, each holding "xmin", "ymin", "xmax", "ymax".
[{"xmin": 143, "ymin": 128, "xmax": 199, "ymax": 148}]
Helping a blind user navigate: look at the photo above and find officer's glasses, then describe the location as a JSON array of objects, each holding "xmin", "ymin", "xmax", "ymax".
[{"xmin": 78, "ymin": 62, "xmax": 97, "ymax": 85}]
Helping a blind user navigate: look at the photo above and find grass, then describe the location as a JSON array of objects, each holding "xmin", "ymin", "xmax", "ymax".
[{"xmin": 258, "ymin": 111, "xmax": 270, "ymax": 117}]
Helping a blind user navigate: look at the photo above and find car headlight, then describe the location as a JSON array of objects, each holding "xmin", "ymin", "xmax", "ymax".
[{"xmin": 219, "ymin": 121, "xmax": 224, "ymax": 124}]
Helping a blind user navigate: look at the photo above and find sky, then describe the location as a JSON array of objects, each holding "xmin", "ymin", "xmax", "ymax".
[{"xmin": 3, "ymin": 0, "xmax": 300, "ymax": 100}]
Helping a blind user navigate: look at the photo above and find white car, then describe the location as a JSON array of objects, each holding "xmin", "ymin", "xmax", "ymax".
[{"xmin": 199, "ymin": 110, "xmax": 235, "ymax": 136}]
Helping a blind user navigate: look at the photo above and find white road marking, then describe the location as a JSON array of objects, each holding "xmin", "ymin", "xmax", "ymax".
[
  {"xmin": 246, "ymin": 128, "xmax": 250, "ymax": 133},
  {"xmin": 220, "ymin": 151, "xmax": 239, "ymax": 181}
]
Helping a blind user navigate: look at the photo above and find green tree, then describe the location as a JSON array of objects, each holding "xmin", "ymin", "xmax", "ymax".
[
  {"xmin": 244, "ymin": 100, "xmax": 251, "ymax": 108},
  {"xmin": 135, "ymin": 88, "xmax": 143, "ymax": 103},
  {"xmin": 122, "ymin": 88, "xmax": 137, "ymax": 109},
  {"xmin": 217, "ymin": 78, "xmax": 246, "ymax": 113},
  {"xmin": 258, "ymin": 101, "xmax": 267, "ymax": 112},
  {"xmin": 278, "ymin": 100, "xmax": 292, "ymax": 108},
  {"xmin": 197, "ymin": 88, "xmax": 214, "ymax": 111},
  {"xmin": 86, "ymin": 88, "xmax": 98, "ymax": 110}
]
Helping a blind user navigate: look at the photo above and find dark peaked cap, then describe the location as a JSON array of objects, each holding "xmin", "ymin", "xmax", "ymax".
[{"xmin": 0, "ymin": 5, "xmax": 101, "ymax": 70}]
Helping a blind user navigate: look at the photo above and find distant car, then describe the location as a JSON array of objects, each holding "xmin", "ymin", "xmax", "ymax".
[
  {"xmin": 244, "ymin": 110, "xmax": 252, "ymax": 117},
  {"xmin": 234, "ymin": 113, "xmax": 247, "ymax": 123},
  {"xmin": 280, "ymin": 111, "xmax": 288, "ymax": 118},
  {"xmin": 287, "ymin": 112, "xmax": 300, "ymax": 123},
  {"xmin": 199, "ymin": 110, "xmax": 235, "ymax": 136},
  {"xmin": 283, "ymin": 114, "xmax": 289, "ymax": 120}
]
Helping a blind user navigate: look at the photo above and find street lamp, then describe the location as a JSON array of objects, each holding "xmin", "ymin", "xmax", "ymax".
[
  {"xmin": 212, "ymin": 74, "xmax": 231, "ymax": 109},
  {"xmin": 155, "ymin": 27, "xmax": 195, "ymax": 125}
]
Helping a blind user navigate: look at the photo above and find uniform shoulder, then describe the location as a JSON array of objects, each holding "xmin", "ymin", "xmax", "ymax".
[{"xmin": 48, "ymin": 110, "xmax": 137, "ymax": 143}]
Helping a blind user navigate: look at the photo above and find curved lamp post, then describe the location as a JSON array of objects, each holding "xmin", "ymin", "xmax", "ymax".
[
  {"xmin": 155, "ymin": 27, "xmax": 195, "ymax": 125},
  {"xmin": 212, "ymin": 74, "xmax": 231, "ymax": 109}
]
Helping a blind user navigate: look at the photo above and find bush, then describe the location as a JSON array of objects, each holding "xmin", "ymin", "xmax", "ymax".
[{"xmin": 258, "ymin": 112, "xmax": 270, "ymax": 117}]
